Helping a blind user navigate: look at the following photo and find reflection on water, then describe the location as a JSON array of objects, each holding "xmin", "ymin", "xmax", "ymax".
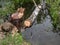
[{"xmin": 22, "ymin": 15, "xmax": 60, "ymax": 45}]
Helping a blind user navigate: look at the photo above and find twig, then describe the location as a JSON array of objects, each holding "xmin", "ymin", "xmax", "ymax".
[
  {"xmin": 32, "ymin": 0, "xmax": 41, "ymax": 9},
  {"xmin": 32, "ymin": 0, "xmax": 37, "ymax": 7}
]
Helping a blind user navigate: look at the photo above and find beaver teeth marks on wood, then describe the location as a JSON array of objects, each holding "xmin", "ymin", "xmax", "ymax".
[
  {"xmin": 24, "ymin": 19, "xmax": 32, "ymax": 27},
  {"xmin": 11, "ymin": 7, "xmax": 25, "ymax": 20}
]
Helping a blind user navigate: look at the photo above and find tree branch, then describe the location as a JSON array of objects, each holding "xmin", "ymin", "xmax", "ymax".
[{"xmin": 32, "ymin": 0, "xmax": 37, "ymax": 7}]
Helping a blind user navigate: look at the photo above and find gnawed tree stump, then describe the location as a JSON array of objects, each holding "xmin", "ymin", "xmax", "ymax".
[
  {"xmin": 0, "ymin": 7, "xmax": 25, "ymax": 38},
  {"xmin": 0, "ymin": 21, "xmax": 19, "ymax": 37},
  {"xmin": 0, "ymin": 5, "xmax": 42, "ymax": 38},
  {"xmin": 24, "ymin": 5, "xmax": 42, "ymax": 27},
  {"xmin": 10, "ymin": 7, "xmax": 25, "ymax": 20}
]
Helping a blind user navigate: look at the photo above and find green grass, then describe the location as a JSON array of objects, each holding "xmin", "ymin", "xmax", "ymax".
[
  {"xmin": 0, "ymin": 33, "xmax": 30, "ymax": 45},
  {"xmin": 46, "ymin": 0, "xmax": 60, "ymax": 29}
]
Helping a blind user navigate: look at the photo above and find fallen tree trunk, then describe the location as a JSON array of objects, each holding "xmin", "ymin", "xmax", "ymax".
[{"xmin": 24, "ymin": 5, "xmax": 42, "ymax": 27}]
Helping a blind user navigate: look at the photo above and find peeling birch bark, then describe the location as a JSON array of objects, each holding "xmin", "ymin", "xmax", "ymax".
[{"xmin": 24, "ymin": 5, "xmax": 42, "ymax": 27}]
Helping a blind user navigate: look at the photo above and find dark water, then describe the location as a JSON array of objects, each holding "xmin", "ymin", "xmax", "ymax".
[{"xmin": 22, "ymin": 15, "xmax": 60, "ymax": 45}]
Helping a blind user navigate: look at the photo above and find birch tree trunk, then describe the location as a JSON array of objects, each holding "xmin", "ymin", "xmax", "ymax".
[{"xmin": 24, "ymin": 5, "xmax": 42, "ymax": 27}]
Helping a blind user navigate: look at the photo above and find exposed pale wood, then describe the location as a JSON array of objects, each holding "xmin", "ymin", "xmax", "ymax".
[
  {"xmin": 11, "ymin": 26, "xmax": 18, "ymax": 36},
  {"xmin": 11, "ymin": 7, "xmax": 25, "ymax": 20},
  {"xmin": 24, "ymin": 19, "xmax": 32, "ymax": 27}
]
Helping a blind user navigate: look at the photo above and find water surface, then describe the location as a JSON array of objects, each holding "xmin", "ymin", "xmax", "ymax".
[{"xmin": 22, "ymin": 15, "xmax": 60, "ymax": 45}]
